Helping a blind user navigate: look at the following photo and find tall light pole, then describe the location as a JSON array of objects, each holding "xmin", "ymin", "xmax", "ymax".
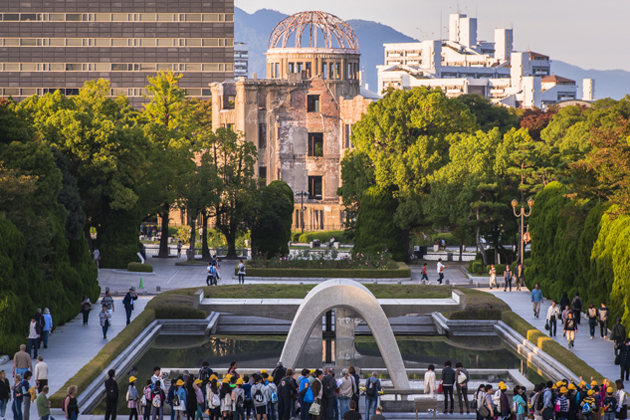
[
  {"xmin": 295, "ymin": 191, "xmax": 307, "ymax": 233},
  {"xmin": 511, "ymin": 198, "xmax": 534, "ymax": 265}
]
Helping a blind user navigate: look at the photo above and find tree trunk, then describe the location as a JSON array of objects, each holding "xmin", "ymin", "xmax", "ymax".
[
  {"xmin": 201, "ymin": 212, "xmax": 210, "ymax": 259},
  {"xmin": 459, "ymin": 244, "xmax": 463, "ymax": 261},
  {"xmin": 225, "ymin": 227, "xmax": 238, "ymax": 259},
  {"xmin": 476, "ymin": 209, "xmax": 487, "ymax": 267},
  {"xmin": 158, "ymin": 203, "xmax": 170, "ymax": 258},
  {"xmin": 188, "ymin": 214, "xmax": 197, "ymax": 262}
]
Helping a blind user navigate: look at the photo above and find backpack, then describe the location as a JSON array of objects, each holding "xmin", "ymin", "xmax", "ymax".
[
  {"xmin": 212, "ymin": 393, "xmax": 221, "ymax": 408},
  {"xmin": 271, "ymin": 389, "xmax": 278, "ymax": 404},
  {"xmin": 236, "ymin": 394, "xmax": 244, "ymax": 407},
  {"xmin": 366, "ymin": 380, "xmax": 377, "ymax": 398},
  {"xmin": 62, "ymin": 395, "xmax": 70, "ymax": 413},
  {"xmin": 152, "ymin": 394, "xmax": 162, "ymax": 408},
  {"xmin": 582, "ymin": 402, "xmax": 591, "ymax": 414},
  {"xmin": 199, "ymin": 367, "xmax": 212, "ymax": 383},
  {"xmin": 254, "ymin": 388, "xmax": 264, "ymax": 404},
  {"xmin": 172, "ymin": 393, "xmax": 180, "ymax": 406},
  {"xmin": 535, "ymin": 393, "xmax": 545, "ymax": 412},
  {"xmin": 209, "ymin": 266, "xmax": 216, "ymax": 276},
  {"xmin": 324, "ymin": 376, "xmax": 336, "ymax": 398},
  {"xmin": 244, "ymin": 388, "xmax": 252, "ymax": 403}
]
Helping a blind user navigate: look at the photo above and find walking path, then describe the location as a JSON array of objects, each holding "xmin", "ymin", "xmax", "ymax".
[
  {"xmin": 487, "ymin": 289, "xmax": 619, "ymax": 382},
  {"xmin": 0, "ymin": 297, "xmax": 150, "ymax": 418}
]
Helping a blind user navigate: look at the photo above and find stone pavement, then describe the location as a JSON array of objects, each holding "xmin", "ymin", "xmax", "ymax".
[
  {"xmin": 487, "ymin": 289, "xmax": 620, "ymax": 382},
  {"xmin": 0, "ymin": 297, "xmax": 150, "ymax": 418}
]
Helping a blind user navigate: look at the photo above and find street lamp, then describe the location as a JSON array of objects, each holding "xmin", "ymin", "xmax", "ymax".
[
  {"xmin": 512, "ymin": 198, "xmax": 534, "ymax": 265},
  {"xmin": 295, "ymin": 191, "xmax": 308, "ymax": 233}
]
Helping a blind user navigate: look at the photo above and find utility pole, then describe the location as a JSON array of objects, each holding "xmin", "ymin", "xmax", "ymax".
[{"xmin": 511, "ymin": 198, "xmax": 534, "ymax": 265}]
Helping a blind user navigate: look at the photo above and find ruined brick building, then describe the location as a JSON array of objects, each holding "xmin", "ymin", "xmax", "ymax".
[{"xmin": 210, "ymin": 11, "xmax": 377, "ymax": 231}]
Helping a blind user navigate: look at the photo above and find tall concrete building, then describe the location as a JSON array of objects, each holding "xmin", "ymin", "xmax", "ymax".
[
  {"xmin": 234, "ymin": 42, "xmax": 248, "ymax": 79},
  {"xmin": 0, "ymin": 0, "xmax": 234, "ymax": 107},
  {"xmin": 210, "ymin": 11, "xmax": 376, "ymax": 231}
]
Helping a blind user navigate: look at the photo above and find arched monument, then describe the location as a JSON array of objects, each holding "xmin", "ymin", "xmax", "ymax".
[{"xmin": 279, "ymin": 279, "xmax": 411, "ymax": 389}]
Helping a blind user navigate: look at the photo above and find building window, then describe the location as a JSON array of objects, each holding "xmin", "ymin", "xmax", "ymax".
[
  {"xmin": 259, "ymin": 166, "xmax": 267, "ymax": 185},
  {"xmin": 308, "ymin": 176, "xmax": 322, "ymax": 199},
  {"xmin": 322, "ymin": 62, "xmax": 328, "ymax": 79},
  {"xmin": 308, "ymin": 133, "xmax": 323, "ymax": 157},
  {"xmin": 288, "ymin": 62, "xmax": 295, "ymax": 73},
  {"xmin": 258, "ymin": 123, "xmax": 267, "ymax": 149},
  {"xmin": 305, "ymin": 62, "xmax": 312, "ymax": 78},
  {"xmin": 307, "ymin": 95, "xmax": 320, "ymax": 112}
]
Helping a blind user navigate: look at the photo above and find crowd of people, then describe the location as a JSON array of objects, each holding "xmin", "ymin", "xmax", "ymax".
[
  {"xmin": 99, "ymin": 362, "xmax": 385, "ymax": 420},
  {"xmin": 0, "ymin": 354, "xmax": 52, "ymax": 420}
]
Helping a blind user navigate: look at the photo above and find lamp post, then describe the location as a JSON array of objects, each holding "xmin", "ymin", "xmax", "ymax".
[
  {"xmin": 511, "ymin": 198, "xmax": 534, "ymax": 265},
  {"xmin": 295, "ymin": 191, "xmax": 307, "ymax": 233}
]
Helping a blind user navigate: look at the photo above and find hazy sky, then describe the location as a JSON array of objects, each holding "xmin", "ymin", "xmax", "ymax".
[{"xmin": 235, "ymin": 0, "xmax": 630, "ymax": 71}]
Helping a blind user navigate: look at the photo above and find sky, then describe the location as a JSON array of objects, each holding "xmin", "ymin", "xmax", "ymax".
[{"xmin": 235, "ymin": 0, "xmax": 630, "ymax": 71}]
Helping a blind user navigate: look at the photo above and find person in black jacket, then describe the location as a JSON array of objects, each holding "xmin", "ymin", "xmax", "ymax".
[
  {"xmin": 619, "ymin": 339, "xmax": 630, "ymax": 381},
  {"xmin": 272, "ymin": 363, "xmax": 286, "ymax": 388},
  {"xmin": 122, "ymin": 287, "xmax": 139, "ymax": 325},
  {"xmin": 105, "ymin": 369, "xmax": 119, "ymax": 420},
  {"xmin": 277, "ymin": 369, "xmax": 297, "ymax": 420},
  {"xmin": 0, "ymin": 369, "xmax": 10, "ymax": 420},
  {"xmin": 322, "ymin": 368, "xmax": 337, "ymax": 420},
  {"xmin": 442, "ymin": 361, "xmax": 456, "ymax": 414}
]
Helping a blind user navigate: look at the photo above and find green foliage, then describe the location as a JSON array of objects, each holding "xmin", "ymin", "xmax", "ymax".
[
  {"xmin": 297, "ymin": 230, "xmax": 348, "ymax": 244},
  {"xmin": 236, "ymin": 263, "xmax": 411, "ymax": 279},
  {"xmin": 250, "ymin": 181, "xmax": 294, "ymax": 257},
  {"xmin": 490, "ymin": 264, "xmax": 506, "ymax": 275},
  {"xmin": 353, "ymin": 186, "xmax": 407, "ymax": 262},
  {"xmin": 469, "ymin": 260, "xmax": 484, "ymax": 275},
  {"xmin": 99, "ymin": 207, "xmax": 143, "ymax": 268},
  {"xmin": 250, "ymin": 251, "xmax": 398, "ymax": 270},
  {"xmin": 455, "ymin": 94, "xmax": 520, "ymax": 134},
  {"xmin": 127, "ymin": 262, "xmax": 153, "ymax": 272}
]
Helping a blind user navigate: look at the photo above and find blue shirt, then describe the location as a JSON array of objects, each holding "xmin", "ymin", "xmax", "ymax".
[
  {"xmin": 43, "ymin": 314, "xmax": 53, "ymax": 332},
  {"xmin": 299, "ymin": 377, "xmax": 309, "ymax": 392},
  {"xmin": 531, "ymin": 289, "xmax": 543, "ymax": 303},
  {"xmin": 513, "ymin": 394, "xmax": 527, "ymax": 414},
  {"xmin": 543, "ymin": 389, "xmax": 552, "ymax": 408}
]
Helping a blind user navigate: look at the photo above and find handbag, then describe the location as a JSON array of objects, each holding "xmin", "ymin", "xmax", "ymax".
[
  {"xmin": 544, "ymin": 321, "xmax": 550, "ymax": 331},
  {"xmin": 479, "ymin": 405, "xmax": 490, "ymax": 418},
  {"xmin": 437, "ymin": 380, "xmax": 443, "ymax": 394},
  {"xmin": 615, "ymin": 355, "xmax": 621, "ymax": 366},
  {"xmin": 471, "ymin": 399, "xmax": 478, "ymax": 410},
  {"xmin": 309, "ymin": 402, "xmax": 321, "ymax": 416},
  {"xmin": 304, "ymin": 388, "xmax": 314, "ymax": 404}
]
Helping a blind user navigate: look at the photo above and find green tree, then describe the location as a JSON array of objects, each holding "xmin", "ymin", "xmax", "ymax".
[
  {"xmin": 337, "ymin": 150, "xmax": 375, "ymax": 231},
  {"xmin": 455, "ymin": 94, "xmax": 520, "ymax": 134},
  {"xmin": 142, "ymin": 71, "xmax": 195, "ymax": 258},
  {"xmin": 250, "ymin": 181, "xmax": 294, "ymax": 258}
]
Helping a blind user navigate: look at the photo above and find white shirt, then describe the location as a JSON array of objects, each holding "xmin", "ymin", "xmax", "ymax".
[
  {"xmin": 34, "ymin": 361, "xmax": 49, "ymax": 380},
  {"xmin": 437, "ymin": 262, "xmax": 444, "ymax": 275},
  {"xmin": 546, "ymin": 305, "xmax": 560, "ymax": 321},
  {"xmin": 151, "ymin": 374, "xmax": 165, "ymax": 389},
  {"xmin": 424, "ymin": 370, "xmax": 436, "ymax": 395},
  {"xmin": 28, "ymin": 321, "xmax": 38, "ymax": 339},
  {"xmin": 93, "ymin": 249, "xmax": 100, "ymax": 260}
]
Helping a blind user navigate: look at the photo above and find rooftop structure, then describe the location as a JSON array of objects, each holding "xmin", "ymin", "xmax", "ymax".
[{"xmin": 377, "ymin": 13, "xmax": 594, "ymax": 108}]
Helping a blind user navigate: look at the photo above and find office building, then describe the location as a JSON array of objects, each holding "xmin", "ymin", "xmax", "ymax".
[
  {"xmin": 0, "ymin": 0, "xmax": 234, "ymax": 108},
  {"xmin": 234, "ymin": 42, "xmax": 248, "ymax": 79}
]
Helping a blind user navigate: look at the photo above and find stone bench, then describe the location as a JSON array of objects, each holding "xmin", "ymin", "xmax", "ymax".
[{"xmin": 415, "ymin": 397, "xmax": 438, "ymax": 420}]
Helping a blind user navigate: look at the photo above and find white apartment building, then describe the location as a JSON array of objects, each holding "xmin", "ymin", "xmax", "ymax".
[
  {"xmin": 234, "ymin": 42, "xmax": 249, "ymax": 79},
  {"xmin": 377, "ymin": 14, "xmax": 594, "ymax": 109}
]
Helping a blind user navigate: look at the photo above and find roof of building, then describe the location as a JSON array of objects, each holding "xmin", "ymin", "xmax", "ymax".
[
  {"xmin": 268, "ymin": 11, "xmax": 359, "ymax": 51},
  {"xmin": 527, "ymin": 51, "xmax": 549, "ymax": 60},
  {"xmin": 542, "ymin": 75, "xmax": 575, "ymax": 84}
]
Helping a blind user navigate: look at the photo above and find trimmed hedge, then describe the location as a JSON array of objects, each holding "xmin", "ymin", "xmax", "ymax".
[
  {"xmin": 501, "ymin": 311, "xmax": 603, "ymax": 382},
  {"xmin": 234, "ymin": 262, "xmax": 411, "ymax": 278},
  {"xmin": 127, "ymin": 262, "xmax": 153, "ymax": 272},
  {"xmin": 146, "ymin": 292, "xmax": 207, "ymax": 319},
  {"xmin": 296, "ymin": 230, "xmax": 347, "ymax": 244},
  {"xmin": 468, "ymin": 260, "xmax": 484, "ymax": 275}
]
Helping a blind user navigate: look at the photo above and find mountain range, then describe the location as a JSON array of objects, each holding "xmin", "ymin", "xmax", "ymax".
[{"xmin": 235, "ymin": 7, "xmax": 630, "ymax": 100}]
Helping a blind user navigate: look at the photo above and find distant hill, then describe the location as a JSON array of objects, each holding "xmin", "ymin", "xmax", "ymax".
[
  {"xmin": 234, "ymin": 7, "xmax": 416, "ymax": 90},
  {"xmin": 235, "ymin": 7, "xmax": 630, "ymax": 100}
]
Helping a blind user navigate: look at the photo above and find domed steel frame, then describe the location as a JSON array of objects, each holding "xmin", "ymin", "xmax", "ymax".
[{"xmin": 268, "ymin": 11, "xmax": 359, "ymax": 51}]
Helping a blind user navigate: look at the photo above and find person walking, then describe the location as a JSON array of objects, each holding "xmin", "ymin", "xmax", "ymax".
[
  {"xmin": 0, "ymin": 370, "xmax": 10, "ymax": 420},
  {"xmin": 80, "ymin": 295, "xmax": 92, "ymax": 325},
  {"xmin": 99, "ymin": 303, "xmax": 112, "ymax": 339},
  {"xmin": 42, "ymin": 309, "xmax": 53, "ymax": 349},
  {"xmin": 122, "ymin": 287, "xmax": 139, "ymax": 325},
  {"xmin": 237, "ymin": 260, "xmax": 246, "ymax": 285},
  {"xmin": 503, "ymin": 266, "xmax": 513, "ymax": 292},
  {"xmin": 177, "ymin": 241, "xmax": 182, "ymax": 258},
  {"xmin": 611, "ymin": 318, "xmax": 626, "ymax": 357},
  {"xmin": 437, "ymin": 259, "xmax": 445, "ymax": 285},
  {"xmin": 488, "ymin": 265, "xmax": 497, "ymax": 290},
  {"xmin": 599, "ymin": 303, "xmax": 609, "ymax": 340},
  {"xmin": 207, "ymin": 263, "xmax": 217, "ymax": 286},
  {"xmin": 11, "ymin": 374, "xmax": 22, "ymax": 420},
  {"xmin": 560, "ymin": 293, "xmax": 570, "ymax": 314},
  {"xmin": 546, "ymin": 301, "xmax": 560, "ymax": 337},
  {"xmin": 34, "ymin": 356, "xmax": 49, "ymax": 393},
  {"xmin": 455, "ymin": 362, "xmax": 470, "ymax": 414},
  {"xmin": 12, "ymin": 345, "xmax": 32, "ymax": 379},
  {"xmin": 588, "ymin": 304, "xmax": 598, "ymax": 339},
  {"xmin": 63, "ymin": 385, "xmax": 79, "ymax": 420},
  {"xmin": 424, "ymin": 364, "xmax": 436, "ymax": 396},
  {"xmin": 441, "ymin": 361, "xmax": 456, "ymax": 415},
  {"xmin": 102, "ymin": 291, "xmax": 115, "ymax": 317},
  {"xmin": 421, "ymin": 263, "xmax": 429, "ymax": 284},
  {"xmin": 105, "ymin": 369, "xmax": 119, "ymax": 420},
  {"xmin": 542, "ymin": 382, "xmax": 553, "ymax": 420},
  {"xmin": 531, "ymin": 284, "xmax": 543, "ymax": 318},
  {"xmin": 128, "ymin": 376, "xmax": 140, "ymax": 420},
  {"xmin": 27, "ymin": 316, "xmax": 42, "ymax": 359},
  {"xmin": 619, "ymin": 339, "xmax": 630, "ymax": 382},
  {"xmin": 515, "ymin": 263, "xmax": 524, "ymax": 291},
  {"xmin": 614, "ymin": 380, "xmax": 627, "ymax": 420},
  {"xmin": 483, "ymin": 384, "xmax": 495, "ymax": 420},
  {"xmin": 21, "ymin": 371, "xmax": 33, "ymax": 420},
  {"xmin": 564, "ymin": 312, "xmax": 578, "ymax": 349},
  {"xmin": 571, "ymin": 293, "xmax": 583, "ymax": 325},
  {"xmin": 36, "ymin": 385, "xmax": 52, "ymax": 420},
  {"xmin": 93, "ymin": 248, "xmax": 101, "ymax": 268},
  {"xmin": 364, "ymin": 372, "xmax": 381, "ymax": 420}
]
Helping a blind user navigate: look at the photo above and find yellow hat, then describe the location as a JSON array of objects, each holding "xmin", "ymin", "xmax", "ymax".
[
  {"xmin": 309, "ymin": 369, "xmax": 315, "ymax": 374},
  {"xmin": 588, "ymin": 390, "xmax": 594, "ymax": 396},
  {"xmin": 607, "ymin": 388, "xmax": 614, "ymax": 395},
  {"xmin": 129, "ymin": 376, "xmax": 137, "ymax": 383},
  {"xmin": 210, "ymin": 374, "xmax": 218, "ymax": 381},
  {"xmin": 591, "ymin": 381, "xmax": 598, "ymax": 386},
  {"xmin": 579, "ymin": 381, "xmax": 586, "ymax": 387},
  {"xmin": 568, "ymin": 384, "xmax": 577, "ymax": 390},
  {"xmin": 236, "ymin": 378, "xmax": 244, "ymax": 385},
  {"xmin": 268, "ymin": 376, "xmax": 273, "ymax": 382},
  {"xmin": 556, "ymin": 381, "xmax": 563, "ymax": 387},
  {"xmin": 499, "ymin": 383, "xmax": 507, "ymax": 390},
  {"xmin": 261, "ymin": 370, "xmax": 267, "ymax": 374},
  {"xmin": 552, "ymin": 384, "xmax": 557, "ymax": 390},
  {"xmin": 195, "ymin": 379, "xmax": 202, "ymax": 384},
  {"xmin": 176, "ymin": 380, "xmax": 185, "ymax": 386},
  {"xmin": 226, "ymin": 374, "xmax": 232, "ymax": 380},
  {"xmin": 222, "ymin": 378, "xmax": 229, "ymax": 384},
  {"xmin": 560, "ymin": 387, "xmax": 568, "ymax": 394}
]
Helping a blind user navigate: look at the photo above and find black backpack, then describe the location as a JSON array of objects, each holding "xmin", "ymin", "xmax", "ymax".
[
  {"xmin": 535, "ymin": 393, "xmax": 545, "ymax": 412},
  {"xmin": 199, "ymin": 367, "xmax": 212, "ymax": 383},
  {"xmin": 366, "ymin": 380, "xmax": 377, "ymax": 398},
  {"xmin": 253, "ymin": 388, "xmax": 264, "ymax": 403}
]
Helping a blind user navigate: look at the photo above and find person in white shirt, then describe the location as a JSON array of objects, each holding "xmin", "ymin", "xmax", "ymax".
[
  {"xmin": 437, "ymin": 259, "xmax": 445, "ymax": 285},
  {"xmin": 151, "ymin": 366, "xmax": 167, "ymax": 389},
  {"xmin": 424, "ymin": 364, "xmax": 436, "ymax": 395},
  {"xmin": 545, "ymin": 301, "xmax": 561, "ymax": 337},
  {"xmin": 34, "ymin": 356, "xmax": 49, "ymax": 393}
]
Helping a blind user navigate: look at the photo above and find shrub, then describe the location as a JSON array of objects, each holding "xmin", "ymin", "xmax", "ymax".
[
  {"xmin": 297, "ymin": 230, "xmax": 347, "ymax": 244},
  {"xmin": 468, "ymin": 260, "xmax": 484, "ymax": 275},
  {"xmin": 168, "ymin": 226, "xmax": 178, "ymax": 238},
  {"xmin": 251, "ymin": 181, "xmax": 294, "ymax": 257},
  {"xmin": 99, "ymin": 207, "xmax": 142, "ymax": 268},
  {"xmin": 486, "ymin": 263, "xmax": 505, "ymax": 275},
  {"xmin": 127, "ymin": 262, "xmax": 153, "ymax": 272},
  {"xmin": 250, "ymin": 251, "xmax": 399, "ymax": 270},
  {"xmin": 235, "ymin": 262, "xmax": 411, "ymax": 279},
  {"xmin": 146, "ymin": 293, "xmax": 206, "ymax": 319}
]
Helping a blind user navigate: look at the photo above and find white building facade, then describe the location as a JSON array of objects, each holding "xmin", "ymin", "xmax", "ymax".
[
  {"xmin": 377, "ymin": 14, "xmax": 594, "ymax": 109},
  {"xmin": 234, "ymin": 42, "xmax": 249, "ymax": 79}
]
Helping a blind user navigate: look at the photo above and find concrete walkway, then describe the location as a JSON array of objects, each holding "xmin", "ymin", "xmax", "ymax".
[
  {"xmin": 0, "ymin": 296, "xmax": 150, "ymax": 418},
  {"xmin": 487, "ymin": 289, "xmax": 619, "ymax": 381}
]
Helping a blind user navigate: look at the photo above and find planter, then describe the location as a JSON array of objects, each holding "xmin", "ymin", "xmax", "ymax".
[{"xmin": 234, "ymin": 262, "xmax": 411, "ymax": 279}]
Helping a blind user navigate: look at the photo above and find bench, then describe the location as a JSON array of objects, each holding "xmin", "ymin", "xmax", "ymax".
[{"xmin": 415, "ymin": 397, "xmax": 438, "ymax": 420}]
